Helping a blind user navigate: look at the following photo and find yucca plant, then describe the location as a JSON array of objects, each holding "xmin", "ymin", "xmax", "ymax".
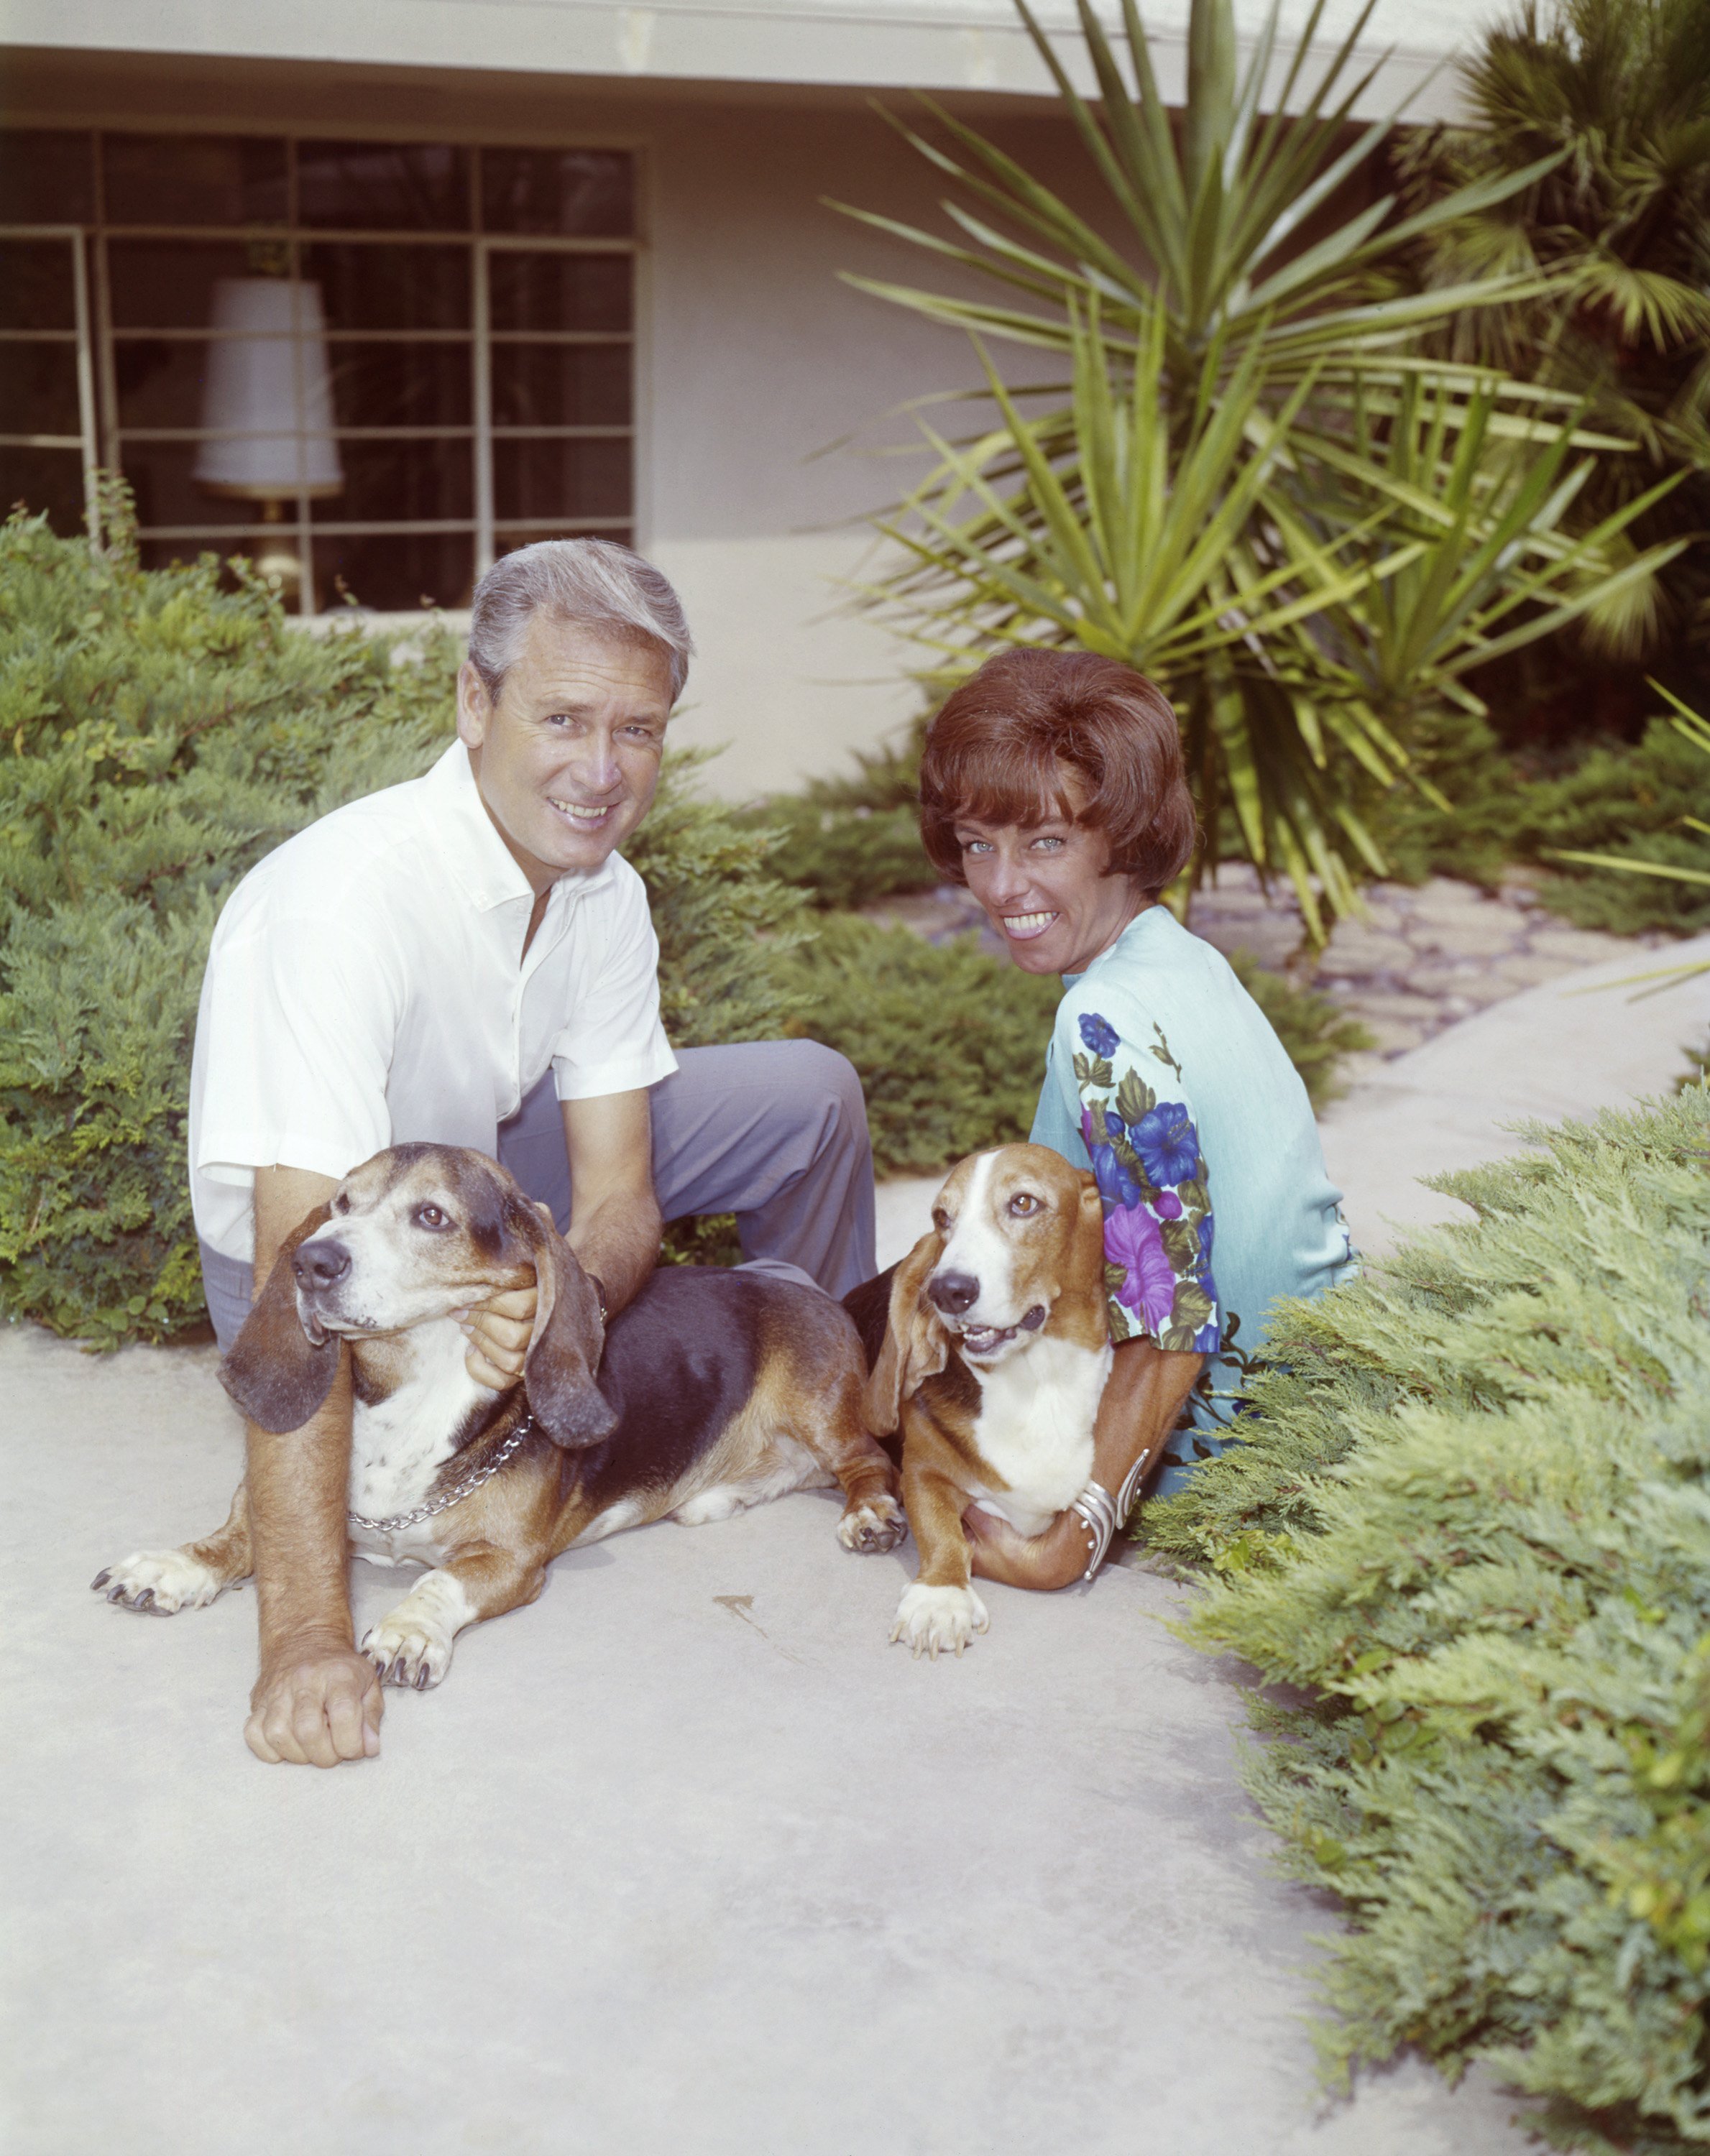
[{"xmin": 841, "ymin": 0, "xmax": 1686, "ymax": 926}]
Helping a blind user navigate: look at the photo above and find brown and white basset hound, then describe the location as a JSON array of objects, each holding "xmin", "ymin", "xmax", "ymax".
[
  {"xmin": 847, "ymin": 1143, "xmax": 1112, "ymax": 1659},
  {"xmin": 94, "ymin": 1143, "xmax": 904, "ymax": 1689}
]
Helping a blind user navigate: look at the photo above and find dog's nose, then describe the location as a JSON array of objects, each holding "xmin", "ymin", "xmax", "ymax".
[
  {"xmin": 293, "ymin": 1239, "xmax": 351, "ymax": 1288},
  {"xmin": 927, "ymin": 1270, "xmax": 979, "ymax": 1317}
]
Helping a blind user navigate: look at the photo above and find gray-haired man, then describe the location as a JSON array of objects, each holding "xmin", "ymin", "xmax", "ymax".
[{"xmin": 188, "ymin": 540, "xmax": 873, "ymax": 1768}]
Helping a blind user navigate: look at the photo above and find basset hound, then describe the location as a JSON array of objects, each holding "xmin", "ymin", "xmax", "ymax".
[
  {"xmin": 94, "ymin": 1143, "xmax": 904, "ymax": 1690},
  {"xmin": 847, "ymin": 1143, "xmax": 1112, "ymax": 1659}
]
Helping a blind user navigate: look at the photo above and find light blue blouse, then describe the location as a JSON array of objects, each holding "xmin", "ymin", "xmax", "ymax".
[{"xmin": 1029, "ymin": 904, "xmax": 1355, "ymax": 1496}]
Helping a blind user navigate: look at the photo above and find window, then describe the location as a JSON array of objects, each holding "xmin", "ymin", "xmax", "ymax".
[{"xmin": 0, "ymin": 129, "xmax": 636, "ymax": 612}]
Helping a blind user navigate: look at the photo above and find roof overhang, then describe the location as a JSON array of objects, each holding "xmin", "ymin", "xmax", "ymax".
[{"xmin": 0, "ymin": 0, "xmax": 1484, "ymax": 121}]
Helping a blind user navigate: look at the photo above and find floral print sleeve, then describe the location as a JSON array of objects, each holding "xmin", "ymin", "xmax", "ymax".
[{"xmin": 1072, "ymin": 1010, "xmax": 1222, "ymax": 1355}]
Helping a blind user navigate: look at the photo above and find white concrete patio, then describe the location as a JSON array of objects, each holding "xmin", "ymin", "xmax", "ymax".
[
  {"xmin": 5, "ymin": 1314, "xmax": 1538, "ymax": 2154},
  {"xmin": 15, "ymin": 936, "xmax": 1708, "ymax": 2153}
]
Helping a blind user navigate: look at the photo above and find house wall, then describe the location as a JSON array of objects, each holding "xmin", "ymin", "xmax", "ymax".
[{"xmin": 0, "ymin": 21, "xmax": 1482, "ymax": 796}]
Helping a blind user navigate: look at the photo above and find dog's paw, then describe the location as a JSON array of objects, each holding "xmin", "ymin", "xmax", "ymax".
[
  {"xmin": 361, "ymin": 1609, "xmax": 455, "ymax": 1691},
  {"xmin": 91, "ymin": 1548, "xmax": 228, "ymax": 1614},
  {"xmin": 837, "ymin": 1492, "xmax": 907, "ymax": 1555},
  {"xmin": 889, "ymin": 1582, "xmax": 990, "ymax": 1660}
]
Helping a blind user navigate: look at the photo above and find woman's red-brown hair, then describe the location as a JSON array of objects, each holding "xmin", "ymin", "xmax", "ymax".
[{"xmin": 918, "ymin": 648, "xmax": 1198, "ymax": 893}]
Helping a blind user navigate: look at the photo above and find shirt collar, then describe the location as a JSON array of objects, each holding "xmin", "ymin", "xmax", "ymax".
[
  {"xmin": 1061, "ymin": 899, "xmax": 1174, "ymax": 988},
  {"xmin": 420, "ymin": 740, "xmax": 618, "ymax": 915}
]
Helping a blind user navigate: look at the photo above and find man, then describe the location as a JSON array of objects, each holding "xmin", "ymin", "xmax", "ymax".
[{"xmin": 189, "ymin": 540, "xmax": 873, "ymax": 1768}]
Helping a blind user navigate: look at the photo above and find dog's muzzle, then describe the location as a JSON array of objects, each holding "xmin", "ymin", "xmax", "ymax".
[{"xmin": 953, "ymin": 1305, "xmax": 1048, "ymax": 1358}]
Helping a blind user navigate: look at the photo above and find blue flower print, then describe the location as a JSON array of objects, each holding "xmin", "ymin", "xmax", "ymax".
[
  {"xmin": 1130, "ymin": 1101, "xmax": 1200, "ymax": 1188},
  {"xmin": 1080, "ymin": 1107, "xmax": 1141, "ymax": 1210},
  {"xmin": 1078, "ymin": 1012, "xmax": 1121, "ymax": 1059}
]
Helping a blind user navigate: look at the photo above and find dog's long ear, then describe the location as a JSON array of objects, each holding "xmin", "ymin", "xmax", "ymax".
[
  {"xmin": 865, "ymin": 1227, "xmax": 948, "ymax": 1437},
  {"xmin": 1069, "ymin": 1170, "xmax": 1108, "ymax": 1298},
  {"xmin": 221, "ymin": 1202, "xmax": 341, "ymax": 1434},
  {"xmin": 507, "ymin": 1201, "xmax": 619, "ymax": 1450}
]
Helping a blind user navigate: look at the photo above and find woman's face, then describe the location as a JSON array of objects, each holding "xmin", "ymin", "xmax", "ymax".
[{"xmin": 951, "ymin": 764, "xmax": 1149, "ymax": 975}]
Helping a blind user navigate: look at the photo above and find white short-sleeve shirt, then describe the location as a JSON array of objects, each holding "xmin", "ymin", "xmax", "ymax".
[{"xmin": 188, "ymin": 738, "xmax": 678, "ymax": 1262}]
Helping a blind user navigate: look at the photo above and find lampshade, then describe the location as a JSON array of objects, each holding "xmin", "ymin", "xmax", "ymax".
[{"xmin": 193, "ymin": 278, "xmax": 344, "ymax": 501}]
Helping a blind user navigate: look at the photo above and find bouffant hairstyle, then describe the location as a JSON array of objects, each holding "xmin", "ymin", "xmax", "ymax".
[{"xmin": 918, "ymin": 648, "xmax": 1197, "ymax": 893}]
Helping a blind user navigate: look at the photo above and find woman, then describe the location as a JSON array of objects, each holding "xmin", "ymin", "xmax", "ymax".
[{"xmin": 916, "ymin": 648, "xmax": 1355, "ymax": 1591}]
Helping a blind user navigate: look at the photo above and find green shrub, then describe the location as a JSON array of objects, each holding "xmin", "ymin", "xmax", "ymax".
[
  {"xmin": 736, "ymin": 729, "xmax": 937, "ymax": 911},
  {"xmin": 775, "ymin": 913, "xmax": 1062, "ymax": 1176},
  {"xmin": 1146, "ymin": 1089, "xmax": 1710, "ymax": 2150},
  {"xmin": 738, "ymin": 796, "xmax": 937, "ymax": 911},
  {"xmin": 1522, "ymin": 714, "xmax": 1710, "ymax": 936}
]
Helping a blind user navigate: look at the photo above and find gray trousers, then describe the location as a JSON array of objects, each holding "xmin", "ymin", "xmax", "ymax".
[{"xmin": 199, "ymin": 1038, "xmax": 875, "ymax": 1355}]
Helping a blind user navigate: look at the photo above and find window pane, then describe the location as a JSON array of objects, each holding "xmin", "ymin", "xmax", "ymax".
[
  {"xmin": 315, "ymin": 530, "xmax": 474, "ymax": 611},
  {"xmin": 296, "ymin": 142, "xmax": 470, "ymax": 231},
  {"xmin": 101, "ymin": 134, "xmax": 288, "ymax": 226},
  {"xmin": 121, "ymin": 442, "xmax": 259, "ymax": 528},
  {"xmin": 106, "ymin": 239, "xmax": 252, "ymax": 329},
  {"xmin": 0, "ymin": 344, "xmax": 83, "ymax": 436},
  {"xmin": 0, "ymin": 448, "xmax": 85, "ymax": 531},
  {"xmin": 305, "ymin": 243, "xmax": 470, "ymax": 331},
  {"xmin": 330, "ymin": 438, "xmax": 472, "ymax": 521},
  {"xmin": 328, "ymin": 341, "xmax": 472, "ymax": 428},
  {"xmin": 495, "ymin": 437, "xmax": 630, "ymax": 522},
  {"xmin": 496, "ymin": 524, "xmax": 631, "ymax": 555},
  {"xmin": 492, "ymin": 342, "xmax": 629, "ymax": 428},
  {"xmin": 0, "ymin": 240, "xmax": 75, "ymax": 331},
  {"xmin": 0, "ymin": 129, "xmax": 95, "ymax": 224},
  {"xmin": 481, "ymin": 150, "xmax": 633, "ymax": 236},
  {"xmin": 488, "ymin": 252, "xmax": 630, "ymax": 333},
  {"xmin": 114, "ymin": 338, "xmax": 200, "ymax": 429}
]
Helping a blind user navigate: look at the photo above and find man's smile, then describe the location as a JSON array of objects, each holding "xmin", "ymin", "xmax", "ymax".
[{"xmin": 548, "ymin": 795, "xmax": 620, "ymax": 826}]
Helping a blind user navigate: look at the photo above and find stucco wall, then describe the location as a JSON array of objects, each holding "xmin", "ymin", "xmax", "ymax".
[{"xmin": 1, "ymin": 27, "xmax": 1489, "ymax": 796}]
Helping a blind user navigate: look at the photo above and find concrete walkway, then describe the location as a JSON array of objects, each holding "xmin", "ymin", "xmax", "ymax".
[{"xmin": 5, "ymin": 1318, "xmax": 1538, "ymax": 2154}]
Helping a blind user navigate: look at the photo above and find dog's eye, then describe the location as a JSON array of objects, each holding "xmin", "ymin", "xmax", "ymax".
[
  {"xmin": 1008, "ymin": 1192, "xmax": 1042, "ymax": 1217},
  {"xmin": 332, "ymin": 1192, "xmax": 349, "ymax": 1215},
  {"xmin": 932, "ymin": 1207, "xmax": 951, "ymax": 1235},
  {"xmin": 414, "ymin": 1203, "xmax": 452, "ymax": 1231}
]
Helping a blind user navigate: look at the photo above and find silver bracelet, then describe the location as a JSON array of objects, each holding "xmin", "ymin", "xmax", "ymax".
[{"xmin": 1070, "ymin": 1449, "xmax": 1152, "ymax": 1583}]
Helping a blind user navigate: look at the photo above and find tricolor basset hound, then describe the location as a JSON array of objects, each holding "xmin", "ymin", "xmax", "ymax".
[
  {"xmin": 848, "ymin": 1143, "xmax": 1112, "ymax": 1659},
  {"xmin": 94, "ymin": 1143, "xmax": 904, "ymax": 1689}
]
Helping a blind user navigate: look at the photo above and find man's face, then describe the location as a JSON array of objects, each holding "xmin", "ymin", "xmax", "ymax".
[{"xmin": 456, "ymin": 612, "xmax": 674, "ymax": 892}]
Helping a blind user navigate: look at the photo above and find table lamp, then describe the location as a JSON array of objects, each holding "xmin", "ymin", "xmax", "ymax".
[{"xmin": 194, "ymin": 277, "xmax": 344, "ymax": 607}]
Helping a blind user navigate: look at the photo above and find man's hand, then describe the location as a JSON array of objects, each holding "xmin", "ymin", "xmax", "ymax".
[
  {"xmin": 963, "ymin": 1504, "xmax": 1089, "ymax": 1593},
  {"xmin": 456, "ymin": 1284, "xmax": 536, "ymax": 1390},
  {"xmin": 245, "ymin": 1630, "xmax": 384, "ymax": 1766}
]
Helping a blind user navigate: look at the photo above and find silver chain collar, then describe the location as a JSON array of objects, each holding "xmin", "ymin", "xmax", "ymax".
[{"xmin": 346, "ymin": 1411, "xmax": 536, "ymax": 1537}]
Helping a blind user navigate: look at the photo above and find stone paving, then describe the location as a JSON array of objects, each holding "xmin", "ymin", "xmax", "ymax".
[
  {"xmin": 1187, "ymin": 862, "xmax": 1660, "ymax": 1077},
  {"xmin": 868, "ymin": 867, "xmax": 1660, "ymax": 1079}
]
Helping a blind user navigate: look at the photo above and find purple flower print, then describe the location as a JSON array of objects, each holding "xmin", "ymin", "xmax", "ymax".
[
  {"xmin": 1106, "ymin": 1204, "xmax": 1178, "ymax": 1334},
  {"xmin": 1154, "ymin": 1190, "xmax": 1183, "ymax": 1220},
  {"xmin": 1130, "ymin": 1102, "xmax": 1200, "ymax": 1188},
  {"xmin": 1078, "ymin": 1012, "xmax": 1121, "ymax": 1059}
]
